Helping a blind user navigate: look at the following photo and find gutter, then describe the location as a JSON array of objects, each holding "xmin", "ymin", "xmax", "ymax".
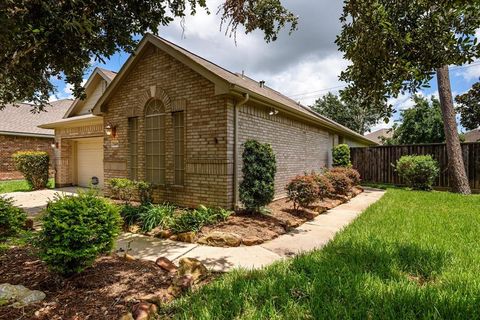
[
  {"xmin": 229, "ymin": 86, "xmax": 377, "ymax": 146},
  {"xmin": 233, "ymin": 93, "xmax": 250, "ymax": 209},
  {"xmin": 0, "ymin": 131, "xmax": 53, "ymax": 139}
]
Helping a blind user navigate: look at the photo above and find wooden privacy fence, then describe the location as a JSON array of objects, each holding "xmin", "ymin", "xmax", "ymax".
[{"xmin": 350, "ymin": 142, "xmax": 480, "ymax": 192}]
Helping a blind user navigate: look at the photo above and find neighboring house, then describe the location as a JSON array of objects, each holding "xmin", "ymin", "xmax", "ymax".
[
  {"xmin": 464, "ymin": 129, "xmax": 480, "ymax": 142},
  {"xmin": 0, "ymin": 100, "xmax": 72, "ymax": 180},
  {"xmin": 365, "ymin": 128, "xmax": 393, "ymax": 145},
  {"xmin": 40, "ymin": 34, "xmax": 376, "ymax": 209}
]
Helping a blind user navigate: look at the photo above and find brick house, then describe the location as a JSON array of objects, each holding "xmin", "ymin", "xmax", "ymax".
[
  {"xmin": 0, "ymin": 100, "xmax": 72, "ymax": 180},
  {"xmin": 40, "ymin": 34, "xmax": 375, "ymax": 208}
]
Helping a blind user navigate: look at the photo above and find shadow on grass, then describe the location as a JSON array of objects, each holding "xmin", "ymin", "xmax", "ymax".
[{"xmin": 167, "ymin": 239, "xmax": 468, "ymax": 319}]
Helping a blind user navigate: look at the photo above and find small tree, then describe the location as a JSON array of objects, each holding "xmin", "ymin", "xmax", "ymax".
[
  {"xmin": 239, "ymin": 140, "xmax": 276, "ymax": 212},
  {"xmin": 12, "ymin": 151, "xmax": 49, "ymax": 190},
  {"xmin": 332, "ymin": 144, "xmax": 351, "ymax": 167}
]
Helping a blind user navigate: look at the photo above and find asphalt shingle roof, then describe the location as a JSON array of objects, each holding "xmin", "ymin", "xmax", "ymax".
[{"xmin": 0, "ymin": 99, "xmax": 73, "ymax": 137}]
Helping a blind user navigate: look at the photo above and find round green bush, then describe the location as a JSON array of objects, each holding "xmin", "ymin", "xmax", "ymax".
[
  {"xmin": 396, "ymin": 155, "xmax": 439, "ymax": 190},
  {"xmin": 286, "ymin": 175, "xmax": 319, "ymax": 209},
  {"xmin": 239, "ymin": 140, "xmax": 277, "ymax": 212},
  {"xmin": 0, "ymin": 196, "xmax": 27, "ymax": 236},
  {"xmin": 38, "ymin": 190, "xmax": 121, "ymax": 276},
  {"xmin": 12, "ymin": 151, "xmax": 49, "ymax": 190},
  {"xmin": 332, "ymin": 144, "xmax": 352, "ymax": 167}
]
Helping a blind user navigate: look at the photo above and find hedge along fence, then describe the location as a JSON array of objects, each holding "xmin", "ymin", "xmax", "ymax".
[{"xmin": 350, "ymin": 142, "xmax": 480, "ymax": 192}]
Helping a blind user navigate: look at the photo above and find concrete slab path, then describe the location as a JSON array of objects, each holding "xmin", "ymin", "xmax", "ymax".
[
  {"xmin": 116, "ymin": 188, "xmax": 385, "ymax": 272},
  {"xmin": 3, "ymin": 187, "xmax": 80, "ymax": 215}
]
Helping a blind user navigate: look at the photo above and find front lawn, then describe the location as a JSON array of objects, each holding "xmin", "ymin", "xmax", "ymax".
[
  {"xmin": 0, "ymin": 178, "xmax": 54, "ymax": 194},
  {"xmin": 169, "ymin": 189, "xmax": 480, "ymax": 319}
]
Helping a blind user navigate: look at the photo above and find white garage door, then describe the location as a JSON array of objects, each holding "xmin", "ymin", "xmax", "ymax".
[{"xmin": 77, "ymin": 138, "xmax": 104, "ymax": 187}]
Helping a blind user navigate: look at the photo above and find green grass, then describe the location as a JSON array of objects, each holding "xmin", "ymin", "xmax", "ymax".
[
  {"xmin": 169, "ymin": 189, "xmax": 480, "ymax": 319},
  {"xmin": 0, "ymin": 178, "xmax": 54, "ymax": 194}
]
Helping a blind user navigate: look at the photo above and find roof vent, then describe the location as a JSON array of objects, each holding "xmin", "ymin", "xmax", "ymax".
[{"xmin": 259, "ymin": 80, "xmax": 265, "ymax": 88}]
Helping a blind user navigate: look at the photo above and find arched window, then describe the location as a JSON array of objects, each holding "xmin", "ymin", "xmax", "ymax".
[{"xmin": 145, "ymin": 99, "xmax": 166, "ymax": 184}]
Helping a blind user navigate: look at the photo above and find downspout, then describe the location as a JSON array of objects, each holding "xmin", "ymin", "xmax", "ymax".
[{"xmin": 233, "ymin": 93, "xmax": 249, "ymax": 209}]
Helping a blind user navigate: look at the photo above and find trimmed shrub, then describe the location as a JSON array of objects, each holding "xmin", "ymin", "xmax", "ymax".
[
  {"xmin": 239, "ymin": 140, "xmax": 277, "ymax": 212},
  {"xmin": 325, "ymin": 171, "xmax": 353, "ymax": 195},
  {"xmin": 107, "ymin": 178, "xmax": 136, "ymax": 203},
  {"xmin": 169, "ymin": 206, "xmax": 232, "ymax": 234},
  {"xmin": 396, "ymin": 155, "xmax": 439, "ymax": 190},
  {"xmin": 329, "ymin": 167, "xmax": 361, "ymax": 185},
  {"xmin": 139, "ymin": 203, "xmax": 175, "ymax": 232},
  {"xmin": 12, "ymin": 151, "xmax": 49, "ymax": 190},
  {"xmin": 313, "ymin": 173, "xmax": 335, "ymax": 199},
  {"xmin": 286, "ymin": 175, "xmax": 320, "ymax": 209},
  {"xmin": 38, "ymin": 190, "xmax": 121, "ymax": 276},
  {"xmin": 0, "ymin": 196, "xmax": 27, "ymax": 236},
  {"xmin": 332, "ymin": 144, "xmax": 352, "ymax": 167},
  {"xmin": 137, "ymin": 180, "xmax": 153, "ymax": 205}
]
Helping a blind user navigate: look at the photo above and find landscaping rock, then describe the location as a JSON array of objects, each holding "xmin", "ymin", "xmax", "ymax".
[
  {"xmin": 124, "ymin": 253, "xmax": 136, "ymax": 261},
  {"xmin": 155, "ymin": 257, "xmax": 177, "ymax": 273},
  {"xmin": 145, "ymin": 226, "xmax": 163, "ymax": 237},
  {"xmin": 178, "ymin": 257, "xmax": 208, "ymax": 283},
  {"xmin": 197, "ymin": 231, "xmax": 241, "ymax": 247},
  {"xmin": 132, "ymin": 301, "xmax": 158, "ymax": 320},
  {"xmin": 175, "ymin": 231, "xmax": 196, "ymax": 243},
  {"xmin": 156, "ymin": 229, "xmax": 173, "ymax": 239},
  {"xmin": 119, "ymin": 312, "xmax": 134, "ymax": 320},
  {"xmin": 168, "ymin": 274, "xmax": 194, "ymax": 297},
  {"xmin": 242, "ymin": 236, "xmax": 263, "ymax": 246},
  {"xmin": 127, "ymin": 225, "xmax": 141, "ymax": 233},
  {"xmin": 0, "ymin": 283, "xmax": 45, "ymax": 307}
]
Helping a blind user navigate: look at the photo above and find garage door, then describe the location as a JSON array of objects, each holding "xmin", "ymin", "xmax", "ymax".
[{"xmin": 77, "ymin": 138, "xmax": 104, "ymax": 187}]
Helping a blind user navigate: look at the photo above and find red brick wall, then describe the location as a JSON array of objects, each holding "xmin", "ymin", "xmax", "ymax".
[{"xmin": 0, "ymin": 134, "xmax": 54, "ymax": 181}]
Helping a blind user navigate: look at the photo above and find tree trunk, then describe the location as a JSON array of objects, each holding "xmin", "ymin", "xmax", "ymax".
[{"xmin": 436, "ymin": 65, "xmax": 471, "ymax": 194}]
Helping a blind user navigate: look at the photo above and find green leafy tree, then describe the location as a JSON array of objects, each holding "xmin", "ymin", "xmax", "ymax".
[
  {"xmin": 336, "ymin": 0, "xmax": 480, "ymax": 194},
  {"xmin": 455, "ymin": 81, "xmax": 480, "ymax": 131},
  {"xmin": 0, "ymin": 0, "xmax": 297, "ymax": 111},
  {"xmin": 311, "ymin": 92, "xmax": 382, "ymax": 134},
  {"xmin": 392, "ymin": 95, "xmax": 446, "ymax": 144}
]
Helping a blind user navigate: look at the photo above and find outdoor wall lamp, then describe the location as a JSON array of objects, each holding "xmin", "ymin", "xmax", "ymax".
[
  {"xmin": 51, "ymin": 141, "xmax": 59, "ymax": 149},
  {"xmin": 105, "ymin": 124, "xmax": 117, "ymax": 138},
  {"xmin": 269, "ymin": 108, "xmax": 279, "ymax": 116}
]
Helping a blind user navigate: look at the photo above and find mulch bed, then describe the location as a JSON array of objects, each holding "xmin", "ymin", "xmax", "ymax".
[
  {"xmin": 198, "ymin": 187, "xmax": 363, "ymax": 245},
  {"xmin": 0, "ymin": 247, "xmax": 183, "ymax": 320}
]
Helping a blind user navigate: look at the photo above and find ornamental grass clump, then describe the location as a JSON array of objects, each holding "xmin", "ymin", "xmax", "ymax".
[
  {"xmin": 38, "ymin": 190, "xmax": 121, "ymax": 276},
  {"xmin": 12, "ymin": 151, "xmax": 49, "ymax": 190},
  {"xmin": 396, "ymin": 155, "xmax": 439, "ymax": 190}
]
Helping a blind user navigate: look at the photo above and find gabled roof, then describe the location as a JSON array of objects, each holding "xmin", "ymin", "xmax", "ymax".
[
  {"xmin": 92, "ymin": 33, "xmax": 376, "ymax": 145},
  {"xmin": 0, "ymin": 99, "xmax": 72, "ymax": 138},
  {"xmin": 63, "ymin": 67, "xmax": 117, "ymax": 118},
  {"xmin": 365, "ymin": 128, "xmax": 394, "ymax": 144},
  {"xmin": 465, "ymin": 129, "xmax": 480, "ymax": 142}
]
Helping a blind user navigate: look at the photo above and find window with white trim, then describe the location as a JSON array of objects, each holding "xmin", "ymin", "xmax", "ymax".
[{"xmin": 145, "ymin": 100, "xmax": 166, "ymax": 185}]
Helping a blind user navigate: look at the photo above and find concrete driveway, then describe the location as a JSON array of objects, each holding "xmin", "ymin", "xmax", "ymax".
[{"xmin": 3, "ymin": 187, "xmax": 80, "ymax": 215}]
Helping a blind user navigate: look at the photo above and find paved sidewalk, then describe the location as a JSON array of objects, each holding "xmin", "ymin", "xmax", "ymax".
[
  {"xmin": 116, "ymin": 188, "xmax": 385, "ymax": 272},
  {"xmin": 3, "ymin": 187, "xmax": 80, "ymax": 215}
]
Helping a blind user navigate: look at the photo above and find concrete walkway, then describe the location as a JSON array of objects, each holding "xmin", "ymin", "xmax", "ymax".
[
  {"xmin": 116, "ymin": 188, "xmax": 385, "ymax": 272},
  {"xmin": 3, "ymin": 187, "xmax": 79, "ymax": 215}
]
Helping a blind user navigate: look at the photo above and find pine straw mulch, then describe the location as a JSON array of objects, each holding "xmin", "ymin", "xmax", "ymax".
[
  {"xmin": 0, "ymin": 246, "xmax": 211, "ymax": 320},
  {"xmin": 198, "ymin": 187, "xmax": 363, "ymax": 244}
]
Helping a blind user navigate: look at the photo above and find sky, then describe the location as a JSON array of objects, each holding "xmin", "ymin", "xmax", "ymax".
[{"xmin": 51, "ymin": 0, "xmax": 480, "ymax": 133}]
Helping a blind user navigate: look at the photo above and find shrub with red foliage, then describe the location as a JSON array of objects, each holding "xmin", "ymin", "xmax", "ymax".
[
  {"xmin": 286, "ymin": 175, "xmax": 319, "ymax": 209},
  {"xmin": 328, "ymin": 167, "xmax": 361, "ymax": 185},
  {"xmin": 325, "ymin": 171, "xmax": 353, "ymax": 195}
]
